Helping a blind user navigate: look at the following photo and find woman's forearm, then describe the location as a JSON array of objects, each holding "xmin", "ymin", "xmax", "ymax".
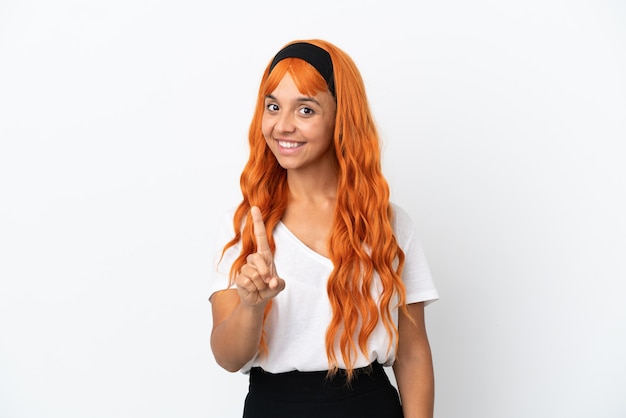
[
  {"xmin": 210, "ymin": 291, "xmax": 267, "ymax": 372},
  {"xmin": 394, "ymin": 348, "xmax": 434, "ymax": 417},
  {"xmin": 393, "ymin": 302, "xmax": 435, "ymax": 417}
]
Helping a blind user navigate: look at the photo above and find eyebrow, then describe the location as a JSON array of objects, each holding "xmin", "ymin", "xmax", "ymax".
[{"xmin": 265, "ymin": 94, "xmax": 321, "ymax": 107}]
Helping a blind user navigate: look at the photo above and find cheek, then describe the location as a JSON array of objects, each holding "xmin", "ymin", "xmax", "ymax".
[
  {"xmin": 323, "ymin": 122, "xmax": 335, "ymax": 144},
  {"xmin": 261, "ymin": 116, "xmax": 272, "ymax": 141}
]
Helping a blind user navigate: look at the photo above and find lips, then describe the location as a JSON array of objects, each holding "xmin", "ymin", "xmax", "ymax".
[{"xmin": 277, "ymin": 140, "xmax": 304, "ymax": 149}]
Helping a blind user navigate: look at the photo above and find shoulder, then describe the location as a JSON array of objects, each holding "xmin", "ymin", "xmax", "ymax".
[
  {"xmin": 222, "ymin": 203, "xmax": 239, "ymax": 219},
  {"xmin": 215, "ymin": 204, "xmax": 241, "ymax": 229},
  {"xmin": 389, "ymin": 202, "xmax": 417, "ymax": 246},
  {"xmin": 389, "ymin": 202, "xmax": 412, "ymax": 227},
  {"xmin": 211, "ymin": 203, "xmax": 244, "ymax": 251}
]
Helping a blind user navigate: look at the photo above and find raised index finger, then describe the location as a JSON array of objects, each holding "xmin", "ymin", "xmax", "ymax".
[{"xmin": 250, "ymin": 206, "xmax": 270, "ymax": 254}]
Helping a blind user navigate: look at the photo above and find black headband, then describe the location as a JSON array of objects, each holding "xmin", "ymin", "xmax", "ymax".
[{"xmin": 269, "ymin": 42, "xmax": 335, "ymax": 96}]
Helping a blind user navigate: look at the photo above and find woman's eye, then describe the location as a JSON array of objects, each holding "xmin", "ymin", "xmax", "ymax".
[
  {"xmin": 266, "ymin": 103, "xmax": 279, "ymax": 112},
  {"xmin": 299, "ymin": 107, "xmax": 314, "ymax": 115}
]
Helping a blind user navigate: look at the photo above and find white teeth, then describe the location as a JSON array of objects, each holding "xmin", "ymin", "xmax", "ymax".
[{"xmin": 278, "ymin": 141, "xmax": 302, "ymax": 149}]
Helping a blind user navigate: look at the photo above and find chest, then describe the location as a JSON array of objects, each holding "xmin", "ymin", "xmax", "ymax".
[
  {"xmin": 281, "ymin": 209, "xmax": 333, "ymax": 259},
  {"xmin": 282, "ymin": 221, "xmax": 330, "ymax": 258}
]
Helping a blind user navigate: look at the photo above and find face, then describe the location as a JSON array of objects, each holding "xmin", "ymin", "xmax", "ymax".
[{"xmin": 261, "ymin": 73, "xmax": 337, "ymax": 173}]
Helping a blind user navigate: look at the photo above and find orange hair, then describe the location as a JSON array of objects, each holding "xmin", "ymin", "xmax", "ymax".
[{"xmin": 222, "ymin": 39, "xmax": 407, "ymax": 380}]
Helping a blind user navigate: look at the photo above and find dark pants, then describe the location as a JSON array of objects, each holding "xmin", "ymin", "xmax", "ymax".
[{"xmin": 242, "ymin": 362, "xmax": 404, "ymax": 418}]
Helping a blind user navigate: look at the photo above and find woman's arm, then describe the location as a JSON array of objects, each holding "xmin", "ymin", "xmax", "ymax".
[
  {"xmin": 210, "ymin": 207, "xmax": 285, "ymax": 372},
  {"xmin": 393, "ymin": 302, "xmax": 435, "ymax": 418},
  {"xmin": 210, "ymin": 289, "xmax": 267, "ymax": 372}
]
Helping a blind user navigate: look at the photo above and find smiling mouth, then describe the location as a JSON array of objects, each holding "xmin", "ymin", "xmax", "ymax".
[{"xmin": 277, "ymin": 140, "xmax": 305, "ymax": 149}]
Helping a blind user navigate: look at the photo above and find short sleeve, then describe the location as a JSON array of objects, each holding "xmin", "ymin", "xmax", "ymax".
[
  {"xmin": 392, "ymin": 204, "xmax": 439, "ymax": 306},
  {"xmin": 208, "ymin": 209, "xmax": 240, "ymax": 300}
]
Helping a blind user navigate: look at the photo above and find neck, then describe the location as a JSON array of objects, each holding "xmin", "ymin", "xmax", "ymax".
[{"xmin": 286, "ymin": 167, "xmax": 338, "ymax": 204}]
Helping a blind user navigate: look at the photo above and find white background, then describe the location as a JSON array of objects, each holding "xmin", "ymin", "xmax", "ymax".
[{"xmin": 1, "ymin": 0, "xmax": 625, "ymax": 417}]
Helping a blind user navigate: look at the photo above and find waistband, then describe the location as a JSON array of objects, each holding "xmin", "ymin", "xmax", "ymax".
[{"xmin": 248, "ymin": 362, "xmax": 391, "ymax": 402}]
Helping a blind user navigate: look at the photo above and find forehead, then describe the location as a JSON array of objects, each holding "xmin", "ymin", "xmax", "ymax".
[
  {"xmin": 267, "ymin": 73, "xmax": 300, "ymax": 96},
  {"xmin": 267, "ymin": 73, "xmax": 335, "ymax": 107}
]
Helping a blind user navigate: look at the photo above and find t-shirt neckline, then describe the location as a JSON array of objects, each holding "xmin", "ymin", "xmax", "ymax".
[{"xmin": 276, "ymin": 221, "xmax": 334, "ymax": 267}]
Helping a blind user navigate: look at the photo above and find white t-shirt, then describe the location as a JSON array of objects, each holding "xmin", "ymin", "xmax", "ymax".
[{"xmin": 208, "ymin": 203, "xmax": 438, "ymax": 374}]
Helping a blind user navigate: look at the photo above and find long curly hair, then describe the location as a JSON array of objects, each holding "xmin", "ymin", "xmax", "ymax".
[{"xmin": 222, "ymin": 39, "xmax": 407, "ymax": 380}]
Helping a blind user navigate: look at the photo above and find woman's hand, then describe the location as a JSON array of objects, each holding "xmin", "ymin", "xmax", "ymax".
[{"xmin": 235, "ymin": 206, "xmax": 286, "ymax": 307}]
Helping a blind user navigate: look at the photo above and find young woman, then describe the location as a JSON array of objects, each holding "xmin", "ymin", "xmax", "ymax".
[{"xmin": 208, "ymin": 39, "xmax": 439, "ymax": 418}]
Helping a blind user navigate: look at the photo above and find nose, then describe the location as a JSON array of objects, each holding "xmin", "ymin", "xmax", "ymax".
[{"xmin": 275, "ymin": 111, "xmax": 296, "ymax": 133}]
